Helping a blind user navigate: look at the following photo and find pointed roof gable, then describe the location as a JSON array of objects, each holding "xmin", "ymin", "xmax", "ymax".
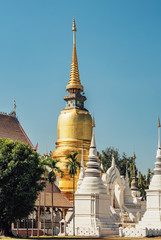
[
  {"xmin": 0, "ymin": 113, "xmax": 33, "ymax": 148},
  {"xmin": 36, "ymin": 182, "xmax": 73, "ymax": 208}
]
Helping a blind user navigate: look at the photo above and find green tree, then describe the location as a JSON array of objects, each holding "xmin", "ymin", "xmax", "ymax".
[
  {"xmin": 43, "ymin": 157, "xmax": 63, "ymax": 236},
  {"xmin": 146, "ymin": 168, "xmax": 153, "ymax": 186},
  {"xmin": 66, "ymin": 152, "xmax": 80, "ymax": 236},
  {"xmin": 129, "ymin": 161, "xmax": 138, "ymax": 185},
  {"xmin": 0, "ymin": 138, "xmax": 45, "ymax": 236},
  {"xmin": 39, "ymin": 154, "xmax": 50, "ymax": 236},
  {"xmin": 119, "ymin": 152, "xmax": 133, "ymax": 176},
  {"xmin": 100, "ymin": 147, "xmax": 133, "ymax": 177},
  {"xmin": 100, "ymin": 147, "xmax": 119, "ymax": 172},
  {"xmin": 138, "ymin": 171, "xmax": 147, "ymax": 199}
]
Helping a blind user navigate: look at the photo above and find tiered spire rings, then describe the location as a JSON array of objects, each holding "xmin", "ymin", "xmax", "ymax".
[
  {"xmin": 66, "ymin": 17, "xmax": 83, "ymax": 92},
  {"xmin": 153, "ymin": 116, "xmax": 161, "ymax": 176},
  {"xmin": 131, "ymin": 152, "xmax": 139, "ymax": 191}
]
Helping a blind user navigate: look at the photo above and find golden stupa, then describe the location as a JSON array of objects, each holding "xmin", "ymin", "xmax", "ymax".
[{"xmin": 51, "ymin": 18, "xmax": 92, "ymax": 200}]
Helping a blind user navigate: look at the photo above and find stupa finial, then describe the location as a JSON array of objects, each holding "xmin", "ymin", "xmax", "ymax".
[
  {"xmin": 158, "ymin": 116, "xmax": 160, "ymax": 128},
  {"xmin": 92, "ymin": 116, "xmax": 95, "ymax": 128},
  {"xmin": 158, "ymin": 116, "xmax": 161, "ymax": 149},
  {"xmin": 81, "ymin": 147, "xmax": 84, "ymax": 169},
  {"xmin": 125, "ymin": 161, "xmax": 128, "ymax": 179},
  {"xmin": 112, "ymin": 152, "xmax": 115, "ymax": 167},
  {"xmin": 77, "ymin": 147, "xmax": 85, "ymax": 190},
  {"xmin": 131, "ymin": 152, "xmax": 139, "ymax": 191},
  {"xmin": 90, "ymin": 119, "xmax": 96, "ymax": 148},
  {"xmin": 66, "ymin": 17, "xmax": 83, "ymax": 92},
  {"xmin": 133, "ymin": 152, "xmax": 136, "ymax": 160},
  {"xmin": 72, "ymin": 16, "xmax": 77, "ymax": 32},
  {"xmin": 132, "ymin": 153, "xmax": 136, "ymax": 177}
]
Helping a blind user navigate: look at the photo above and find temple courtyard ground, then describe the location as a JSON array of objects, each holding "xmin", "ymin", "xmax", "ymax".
[{"xmin": 1, "ymin": 236, "xmax": 161, "ymax": 240}]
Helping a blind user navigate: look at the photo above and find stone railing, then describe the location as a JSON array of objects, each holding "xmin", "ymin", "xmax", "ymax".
[
  {"xmin": 65, "ymin": 225, "xmax": 100, "ymax": 236},
  {"xmin": 119, "ymin": 227, "xmax": 161, "ymax": 237}
]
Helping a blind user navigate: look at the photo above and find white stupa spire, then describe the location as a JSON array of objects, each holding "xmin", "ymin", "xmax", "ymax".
[
  {"xmin": 149, "ymin": 118, "xmax": 161, "ymax": 190},
  {"xmin": 158, "ymin": 116, "xmax": 161, "ymax": 149},
  {"xmin": 81, "ymin": 147, "xmax": 84, "ymax": 169},
  {"xmin": 74, "ymin": 118, "xmax": 118, "ymax": 236},
  {"xmin": 76, "ymin": 117, "xmax": 107, "ymax": 194},
  {"xmin": 77, "ymin": 147, "xmax": 85, "ymax": 190},
  {"xmin": 111, "ymin": 152, "xmax": 115, "ymax": 167},
  {"xmin": 134, "ymin": 119, "xmax": 161, "ymax": 233},
  {"xmin": 124, "ymin": 160, "xmax": 133, "ymax": 204},
  {"xmin": 125, "ymin": 161, "xmax": 129, "ymax": 181},
  {"xmin": 154, "ymin": 117, "xmax": 161, "ymax": 175},
  {"xmin": 89, "ymin": 116, "xmax": 97, "ymax": 156}
]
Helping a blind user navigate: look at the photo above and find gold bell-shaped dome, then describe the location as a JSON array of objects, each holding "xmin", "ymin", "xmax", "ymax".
[{"xmin": 51, "ymin": 18, "xmax": 92, "ymax": 200}]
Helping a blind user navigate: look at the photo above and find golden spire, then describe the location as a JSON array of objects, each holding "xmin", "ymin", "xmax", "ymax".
[
  {"xmin": 72, "ymin": 17, "xmax": 77, "ymax": 31},
  {"xmin": 92, "ymin": 116, "xmax": 95, "ymax": 127},
  {"xmin": 66, "ymin": 17, "xmax": 83, "ymax": 92},
  {"xmin": 158, "ymin": 116, "xmax": 160, "ymax": 128},
  {"xmin": 133, "ymin": 152, "xmax": 136, "ymax": 160}
]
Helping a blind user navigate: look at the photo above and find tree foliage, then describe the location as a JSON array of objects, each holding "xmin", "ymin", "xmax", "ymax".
[
  {"xmin": 129, "ymin": 161, "xmax": 138, "ymax": 185},
  {"xmin": 100, "ymin": 147, "xmax": 133, "ymax": 177},
  {"xmin": 138, "ymin": 171, "xmax": 147, "ymax": 199},
  {"xmin": 146, "ymin": 168, "xmax": 153, "ymax": 185},
  {"xmin": 42, "ymin": 157, "xmax": 64, "ymax": 184},
  {"xmin": 66, "ymin": 152, "xmax": 80, "ymax": 236},
  {"xmin": 0, "ymin": 138, "xmax": 45, "ymax": 235},
  {"xmin": 100, "ymin": 146, "xmax": 154, "ymax": 199},
  {"xmin": 66, "ymin": 152, "xmax": 80, "ymax": 177},
  {"xmin": 41, "ymin": 156, "xmax": 64, "ymax": 236}
]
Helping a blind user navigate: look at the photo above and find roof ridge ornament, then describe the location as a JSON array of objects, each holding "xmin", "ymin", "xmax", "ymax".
[{"xmin": 14, "ymin": 99, "xmax": 16, "ymax": 116}]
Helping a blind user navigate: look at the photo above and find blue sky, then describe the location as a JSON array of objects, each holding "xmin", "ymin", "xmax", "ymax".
[{"xmin": 0, "ymin": 0, "xmax": 161, "ymax": 174}]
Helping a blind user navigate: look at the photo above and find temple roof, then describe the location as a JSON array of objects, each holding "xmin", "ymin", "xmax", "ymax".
[
  {"xmin": 0, "ymin": 113, "xmax": 33, "ymax": 148},
  {"xmin": 36, "ymin": 181, "xmax": 73, "ymax": 208}
]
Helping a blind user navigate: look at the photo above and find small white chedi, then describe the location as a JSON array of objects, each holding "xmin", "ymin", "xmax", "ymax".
[
  {"xmin": 63, "ymin": 119, "xmax": 145, "ymax": 237},
  {"xmin": 66, "ymin": 120, "xmax": 119, "ymax": 237},
  {"xmin": 120, "ymin": 118, "xmax": 161, "ymax": 237}
]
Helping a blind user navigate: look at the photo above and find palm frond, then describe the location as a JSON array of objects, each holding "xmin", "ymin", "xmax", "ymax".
[
  {"xmin": 65, "ymin": 152, "xmax": 80, "ymax": 177},
  {"xmin": 73, "ymin": 152, "xmax": 78, "ymax": 158},
  {"xmin": 66, "ymin": 154, "xmax": 72, "ymax": 159}
]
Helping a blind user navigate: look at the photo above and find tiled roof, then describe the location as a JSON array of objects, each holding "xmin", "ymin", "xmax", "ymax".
[
  {"xmin": 35, "ymin": 181, "xmax": 73, "ymax": 208},
  {"xmin": 0, "ymin": 113, "xmax": 33, "ymax": 148}
]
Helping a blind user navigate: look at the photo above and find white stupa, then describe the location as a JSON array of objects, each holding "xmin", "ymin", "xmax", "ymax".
[
  {"xmin": 66, "ymin": 118, "xmax": 118, "ymax": 236},
  {"xmin": 138, "ymin": 117, "xmax": 161, "ymax": 229},
  {"xmin": 120, "ymin": 118, "xmax": 161, "ymax": 237}
]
